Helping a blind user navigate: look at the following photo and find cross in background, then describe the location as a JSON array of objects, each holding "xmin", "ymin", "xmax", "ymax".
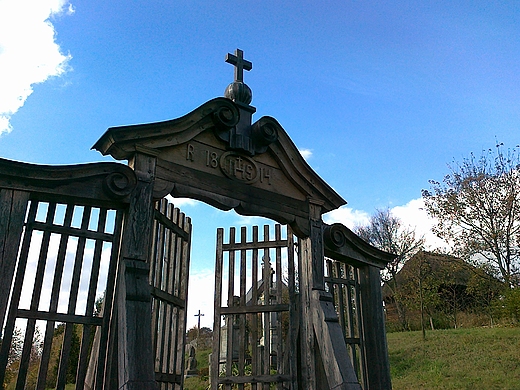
[{"xmin": 194, "ymin": 309, "xmax": 204, "ymax": 338}]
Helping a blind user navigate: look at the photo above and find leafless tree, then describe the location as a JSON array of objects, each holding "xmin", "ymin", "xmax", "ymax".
[
  {"xmin": 356, "ymin": 208, "xmax": 424, "ymax": 330},
  {"xmin": 422, "ymin": 143, "xmax": 520, "ymax": 288}
]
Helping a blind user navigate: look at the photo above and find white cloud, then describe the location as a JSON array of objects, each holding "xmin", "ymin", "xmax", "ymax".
[
  {"xmin": 323, "ymin": 206, "xmax": 370, "ymax": 229},
  {"xmin": 165, "ymin": 194, "xmax": 200, "ymax": 208},
  {"xmin": 0, "ymin": 0, "xmax": 73, "ymax": 135},
  {"xmin": 390, "ymin": 198, "xmax": 448, "ymax": 251},
  {"xmin": 323, "ymin": 198, "xmax": 448, "ymax": 251},
  {"xmin": 299, "ymin": 148, "xmax": 312, "ymax": 161}
]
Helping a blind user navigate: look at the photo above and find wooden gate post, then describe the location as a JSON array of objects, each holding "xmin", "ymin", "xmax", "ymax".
[
  {"xmin": 300, "ymin": 202, "xmax": 362, "ymax": 390},
  {"xmin": 116, "ymin": 152, "xmax": 159, "ymax": 390},
  {"xmin": 298, "ymin": 236, "xmax": 318, "ymax": 389},
  {"xmin": 359, "ymin": 265, "xmax": 392, "ymax": 390}
]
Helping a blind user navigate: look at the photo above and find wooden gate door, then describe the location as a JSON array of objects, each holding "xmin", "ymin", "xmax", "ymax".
[
  {"xmin": 0, "ymin": 159, "xmax": 136, "ymax": 390},
  {"xmin": 211, "ymin": 224, "xmax": 298, "ymax": 389},
  {"xmin": 149, "ymin": 198, "xmax": 192, "ymax": 390},
  {"xmin": 0, "ymin": 158, "xmax": 193, "ymax": 390}
]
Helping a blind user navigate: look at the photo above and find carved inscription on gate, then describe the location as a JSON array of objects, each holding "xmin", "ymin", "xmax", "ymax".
[{"xmin": 185, "ymin": 142, "xmax": 272, "ymax": 185}]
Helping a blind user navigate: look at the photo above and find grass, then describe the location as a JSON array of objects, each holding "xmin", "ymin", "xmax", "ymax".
[
  {"xmin": 185, "ymin": 327, "xmax": 520, "ymax": 389},
  {"xmin": 387, "ymin": 327, "xmax": 520, "ymax": 389},
  {"xmin": 184, "ymin": 348, "xmax": 211, "ymax": 390}
]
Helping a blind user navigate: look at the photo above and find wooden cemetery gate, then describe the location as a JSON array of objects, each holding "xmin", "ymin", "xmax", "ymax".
[
  {"xmin": 211, "ymin": 224, "xmax": 298, "ymax": 389},
  {"xmin": 150, "ymin": 199, "xmax": 192, "ymax": 389},
  {"xmin": 0, "ymin": 158, "xmax": 193, "ymax": 390}
]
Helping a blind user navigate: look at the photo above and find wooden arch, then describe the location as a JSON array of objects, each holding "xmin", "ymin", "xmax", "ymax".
[{"xmin": 93, "ymin": 97, "xmax": 345, "ymax": 237}]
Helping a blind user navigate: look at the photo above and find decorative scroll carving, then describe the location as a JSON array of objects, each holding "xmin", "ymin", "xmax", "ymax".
[
  {"xmin": 0, "ymin": 158, "xmax": 137, "ymax": 203},
  {"xmin": 323, "ymin": 223, "xmax": 395, "ymax": 269},
  {"xmin": 323, "ymin": 223, "xmax": 346, "ymax": 249},
  {"xmin": 103, "ymin": 171, "xmax": 138, "ymax": 199},
  {"xmin": 251, "ymin": 117, "xmax": 278, "ymax": 154},
  {"xmin": 212, "ymin": 104, "xmax": 240, "ymax": 136}
]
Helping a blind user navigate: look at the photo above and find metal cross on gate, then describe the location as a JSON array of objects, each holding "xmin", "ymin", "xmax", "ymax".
[{"xmin": 225, "ymin": 48, "xmax": 252, "ymax": 83}]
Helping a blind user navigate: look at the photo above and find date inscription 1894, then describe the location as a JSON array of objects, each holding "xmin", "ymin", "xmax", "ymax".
[{"xmin": 186, "ymin": 143, "xmax": 271, "ymax": 185}]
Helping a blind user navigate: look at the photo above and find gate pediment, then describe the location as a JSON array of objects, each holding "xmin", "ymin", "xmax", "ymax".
[{"xmin": 93, "ymin": 97, "xmax": 345, "ymax": 236}]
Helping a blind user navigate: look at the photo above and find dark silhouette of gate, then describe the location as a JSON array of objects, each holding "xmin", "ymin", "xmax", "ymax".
[
  {"xmin": 0, "ymin": 159, "xmax": 192, "ymax": 390},
  {"xmin": 212, "ymin": 224, "xmax": 297, "ymax": 389},
  {"xmin": 1, "ymin": 49, "xmax": 395, "ymax": 389}
]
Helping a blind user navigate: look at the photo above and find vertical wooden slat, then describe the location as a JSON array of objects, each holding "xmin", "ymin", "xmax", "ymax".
[
  {"xmin": 170, "ymin": 207, "xmax": 182, "ymax": 380},
  {"xmin": 151, "ymin": 201, "xmax": 165, "ymax": 374},
  {"xmin": 159, "ymin": 205, "xmax": 176, "ymax": 377},
  {"xmin": 97, "ymin": 208, "xmax": 124, "ymax": 390},
  {"xmin": 172, "ymin": 207, "xmax": 183, "ymax": 298},
  {"xmin": 287, "ymin": 227, "xmax": 298, "ymax": 390},
  {"xmin": 153, "ymin": 201, "xmax": 167, "ymax": 375},
  {"xmin": 0, "ymin": 189, "xmax": 30, "ymax": 334},
  {"xmin": 16, "ymin": 320, "xmax": 37, "ymax": 390},
  {"xmin": 238, "ymin": 226, "xmax": 247, "ymax": 390},
  {"xmin": 176, "ymin": 212, "xmax": 191, "ymax": 389},
  {"xmin": 211, "ymin": 228, "xmax": 224, "ymax": 390},
  {"xmin": 355, "ymin": 267, "xmax": 368, "ymax": 388},
  {"xmin": 68, "ymin": 206, "xmax": 92, "ymax": 315},
  {"xmin": 262, "ymin": 225, "xmax": 270, "ymax": 390},
  {"xmin": 251, "ymin": 225, "xmax": 259, "ymax": 390},
  {"xmin": 176, "ymin": 225, "xmax": 187, "ymax": 389},
  {"xmin": 0, "ymin": 199, "xmax": 38, "ymax": 387},
  {"xmin": 334, "ymin": 262, "xmax": 348, "ymax": 342},
  {"xmin": 274, "ymin": 225, "xmax": 283, "ymax": 389}
]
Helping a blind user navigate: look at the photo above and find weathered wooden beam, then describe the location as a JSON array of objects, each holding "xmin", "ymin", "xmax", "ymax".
[
  {"xmin": 312, "ymin": 290, "xmax": 362, "ymax": 390},
  {"xmin": 359, "ymin": 265, "xmax": 392, "ymax": 390},
  {"xmin": 0, "ymin": 157, "xmax": 137, "ymax": 205},
  {"xmin": 298, "ymin": 236, "xmax": 318, "ymax": 389},
  {"xmin": 116, "ymin": 153, "xmax": 158, "ymax": 390}
]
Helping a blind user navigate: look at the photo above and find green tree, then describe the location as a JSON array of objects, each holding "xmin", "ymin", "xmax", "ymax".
[
  {"xmin": 2, "ymin": 327, "xmax": 23, "ymax": 388},
  {"xmin": 466, "ymin": 264, "xmax": 504, "ymax": 326},
  {"xmin": 186, "ymin": 326, "xmax": 212, "ymax": 350},
  {"xmin": 398, "ymin": 251, "xmax": 443, "ymax": 339},
  {"xmin": 356, "ymin": 208, "xmax": 424, "ymax": 330},
  {"xmin": 422, "ymin": 143, "xmax": 520, "ymax": 288}
]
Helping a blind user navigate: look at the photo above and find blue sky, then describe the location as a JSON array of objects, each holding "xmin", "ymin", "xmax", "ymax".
[{"xmin": 1, "ymin": 0, "xmax": 519, "ymax": 328}]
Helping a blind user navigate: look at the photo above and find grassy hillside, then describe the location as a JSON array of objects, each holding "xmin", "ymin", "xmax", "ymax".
[
  {"xmin": 387, "ymin": 327, "xmax": 520, "ymax": 389},
  {"xmin": 185, "ymin": 327, "xmax": 520, "ymax": 389}
]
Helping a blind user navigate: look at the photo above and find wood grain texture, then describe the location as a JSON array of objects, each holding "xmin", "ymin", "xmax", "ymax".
[
  {"xmin": 359, "ymin": 266, "xmax": 392, "ymax": 390},
  {"xmin": 0, "ymin": 189, "xmax": 29, "ymax": 333}
]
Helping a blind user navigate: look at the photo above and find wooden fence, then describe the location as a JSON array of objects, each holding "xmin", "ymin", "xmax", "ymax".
[
  {"xmin": 150, "ymin": 199, "xmax": 192, "ymax": 390},
  {"xmin": 211, "ymin": 224, "xmax": 298, "ymax": 389},
  {"xmin": 0, "ymin": 197, "xmax": 124, "ymax": 390}
]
